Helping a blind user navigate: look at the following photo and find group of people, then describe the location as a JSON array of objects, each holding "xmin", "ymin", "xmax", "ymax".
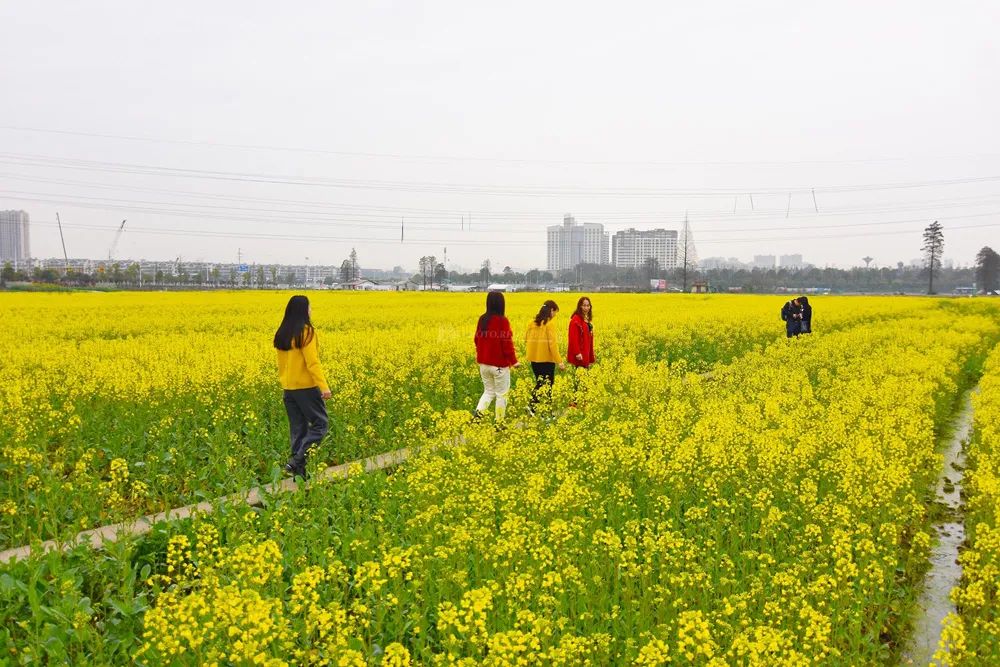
[
  {"xmin": 273, "ymin": 292, "xmax": 813, "ymax": 479},
  {"xmin": 271, "ymin": 292, "xmax": 595, "ymax": 478},
  {"xmin": 472, "ymin": 292, "xmax": 595, "ymax": 422},
  {"xmin": 780, "ymin": 296, "xmax": 813, "ymax": 337}
]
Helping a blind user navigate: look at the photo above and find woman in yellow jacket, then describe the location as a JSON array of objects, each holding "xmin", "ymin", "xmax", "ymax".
[
  {"xmin": 524, "ymin": 299, "xmax": 565, "ymax": 415},
  {"xmin": 274, "ymin": 295, "xmax": 331, "ymax": 480}
]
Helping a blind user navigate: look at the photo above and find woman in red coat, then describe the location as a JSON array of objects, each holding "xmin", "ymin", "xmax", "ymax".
[
  {"xmin": 567, "ymin": 296, "xmax": 595, "ymax": 368},
  {"xmin": 474, "ymin": 290, "xmax": 518, "ymax": 421}
]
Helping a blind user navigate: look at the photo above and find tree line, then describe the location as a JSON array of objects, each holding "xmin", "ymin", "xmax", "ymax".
[
  {"xmin": 4, "ymin": 256, "xmax": 997, "ymax": 294},
  {"xmin": 4, "ymin": 221, "xmax": 999, "ymax": 294}
]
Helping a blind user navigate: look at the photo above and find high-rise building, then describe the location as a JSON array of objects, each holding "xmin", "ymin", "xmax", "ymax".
[
  {"xmin": 752, "ymin": 254, "xmax": 776, "ymax": 269},
  {"xmin": 546, "ymin": 214, "xmax": 609, "ymax": 271},
  {"xmin": 0, "ymin": 210, "xmax": 30, "ymax": 268},
  {"xmin": 611, "ymin": 228, "xmax": 679, "ymax": 269},
  {"xmin": 779, "ymin": 254, "xmax": 804, "ymax": 269},
  {"xmin": 699, "ymin": 257, "xmax": 746, "ymax": 270}
]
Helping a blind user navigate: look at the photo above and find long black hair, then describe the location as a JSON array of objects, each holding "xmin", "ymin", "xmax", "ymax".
[
  {"xmin": 534, "ymin": 299, "xmax": 559, "ymax": 326},
  {"xmin": 477, "ymin": 290, "xmax": 506, "ymax": 333},
  {"xmin": 274, "ymin": 295, "xmax": 314, "ymax": 350},
  {"xmin": 573, "ymin": 296, "xmax": 593, "ymax": 322}
]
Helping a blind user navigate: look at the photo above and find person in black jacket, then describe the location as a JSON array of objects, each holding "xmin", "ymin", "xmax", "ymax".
[
  {"xmin": 799, "ymin": 296, "xmax": 812, "ymax": 334},
  {"xmin": 780, "ymin": 298, "xmax": 802, "ymax": 338}
]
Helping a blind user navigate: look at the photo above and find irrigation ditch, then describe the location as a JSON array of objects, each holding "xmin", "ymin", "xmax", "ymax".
[{"xmin": 902, "ymin": 388, "xmax": 976, "ymax": 666}]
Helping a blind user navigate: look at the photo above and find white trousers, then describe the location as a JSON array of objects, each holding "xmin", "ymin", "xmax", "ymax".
[{"xmin": 476, "ymin": 364, "xmax": 511, "ymax": 419}]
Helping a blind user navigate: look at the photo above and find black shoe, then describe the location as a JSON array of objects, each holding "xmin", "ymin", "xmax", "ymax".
[
  {"xmin": 285, "ymin": 458, "xmax": 308, "ymax": 481},
  {"xmin": 471, "ymin": 410, "xmax": 484, "ymax": 423}
]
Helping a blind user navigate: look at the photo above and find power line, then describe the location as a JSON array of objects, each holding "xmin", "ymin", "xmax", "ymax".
[
  {"xmin": 4, "ymin": 124, "xmax": 999, "ymax": 167},
  {"xmin": 2, "ymin": 151, "xmax": 999, "ymax": 197},
  {"xmin": 27, "ymin": 215, "xmax": 1000, "ymax": 248},
  {"xmin": 3, "ymin": 190, "xmax": 998, "ymax": 236},
  {"xmin": 5, "ymin": 170, "xmax": 1000, "ymax": 222}
]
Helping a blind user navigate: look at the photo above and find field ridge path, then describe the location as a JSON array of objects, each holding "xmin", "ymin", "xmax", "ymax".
[{"xmin": 0, "ymin": 446, "xmax": 412, "ymax": 564}]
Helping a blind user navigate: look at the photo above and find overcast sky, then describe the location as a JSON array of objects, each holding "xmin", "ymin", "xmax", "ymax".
[{"xmin": 2, "ymin": 1, "xmax": 998, "ymax": 271}]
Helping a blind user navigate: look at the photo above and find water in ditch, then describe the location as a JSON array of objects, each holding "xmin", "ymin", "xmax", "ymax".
[{"xmin": 902, "ymin": 390, "xmax": 975, "ymax": 666}]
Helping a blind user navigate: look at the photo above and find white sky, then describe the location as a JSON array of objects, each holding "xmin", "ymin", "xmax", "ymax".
[{"xmin": 1, "ymin": 0, "xmax": 998, "ymax": 270}]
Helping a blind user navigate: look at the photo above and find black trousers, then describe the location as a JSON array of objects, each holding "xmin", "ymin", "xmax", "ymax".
[
  {"xmin": 530, "ymin": 362, "xmax": 556, "ymax": 407},
  {"xmin": 283, "ymin": 388, "xmax": 329, "ymax": 466}
]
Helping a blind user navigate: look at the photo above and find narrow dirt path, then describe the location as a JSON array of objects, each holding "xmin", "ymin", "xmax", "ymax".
[{"xmin": 0, "ymin": 447, "xmax": 411, "ymax": 564}]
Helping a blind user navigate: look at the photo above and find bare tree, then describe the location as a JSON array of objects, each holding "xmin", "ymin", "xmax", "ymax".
[
  {"xmin": 679, "ymin": 214, "xmax": 698, "ymax": 292},
  {"xmin": 644, "ymin": 256, "xmax": 660, "ymax": 289},
  {"xmin": 340, "ymin": 249, "xmax": 361, "ymax": 283},
  {"xmin": 418, "ymin": 255, "xmax": 437, "ymax": 289}
]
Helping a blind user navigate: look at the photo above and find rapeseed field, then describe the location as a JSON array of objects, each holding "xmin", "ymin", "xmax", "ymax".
[{"xmin": 1, "ymin": 292, "xmax": 998, "ymax": 664}]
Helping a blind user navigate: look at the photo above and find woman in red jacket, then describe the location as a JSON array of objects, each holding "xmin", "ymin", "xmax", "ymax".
[
  {"xmin": 474, "ymin": 291, "xmax": 519, "ymax": 421},
  {"xmin": 567, "ymin": 296, "xmax": 595, "ymax": 369}
]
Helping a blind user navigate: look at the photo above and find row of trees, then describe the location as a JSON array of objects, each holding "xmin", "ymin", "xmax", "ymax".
[
  {"xmin": 4, "ymin": 258, "xmax": 993, "ymax": 294},
  {"xmin": 0, "ymin": 262, "xmax": 315, "ymax": 288},
  {"xmin": 417, "ymin": 256, "xmax": 448, "ymax": 289},
  {"xmin": 436, "ymin": 260, "xmax": 558, "ymax": 288},
  {"xmin": 424, "ymin": 260, "xmax": 989, "ymax": 294},
  {"xmin": 1, "ymin": 264, "xmax": 85, "ymax": 286}
]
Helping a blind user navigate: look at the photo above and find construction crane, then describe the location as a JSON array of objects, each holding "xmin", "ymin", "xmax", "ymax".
[
  {"xmin": 108, "ymin": 219, "xmax": 127, "ymax": 262},
  {"xmin": 55, "ymin": 212, "xmax": 70, "ymax": 274}
]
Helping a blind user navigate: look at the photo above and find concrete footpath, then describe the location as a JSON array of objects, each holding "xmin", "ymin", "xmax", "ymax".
[{"xmin": 0, "ymin": 447, "xmax": 411, "ymax": 565}]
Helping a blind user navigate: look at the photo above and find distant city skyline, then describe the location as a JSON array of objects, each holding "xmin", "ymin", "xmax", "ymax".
[
  {"xmin": 21, "ymin": 244, "xmax": 971, "ymax": 274},
  {"xmin": 3, "ymin": 203, "xmax": 974, "ymax": 274},
  {"xmin": 11, "ymin": 205, "xmax": 973, "ymax": 275}
]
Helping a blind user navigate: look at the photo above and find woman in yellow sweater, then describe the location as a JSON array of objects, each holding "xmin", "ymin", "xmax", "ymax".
[
  {"xmin": 274, "ymin": 295, "xmax": 331, "ymax": 480},
  {"xmin": 524, "ymin": 300, "xmax": 565, "ymax": 415}
]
